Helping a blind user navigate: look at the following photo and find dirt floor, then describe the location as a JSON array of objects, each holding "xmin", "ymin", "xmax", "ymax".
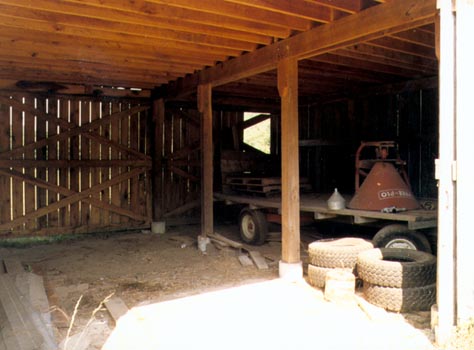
[{"xmin": 0, "ymin": 222, "xmax": 440, "ymax": 349}]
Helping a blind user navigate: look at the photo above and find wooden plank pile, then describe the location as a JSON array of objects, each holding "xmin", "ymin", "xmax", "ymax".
[
  {"xmin": 0, "ymin": 258, "xmax": 57, "ymax": 350},
  {"xmin": 224, "ymin": 176, "xmax": 311, "ymax": 196}
]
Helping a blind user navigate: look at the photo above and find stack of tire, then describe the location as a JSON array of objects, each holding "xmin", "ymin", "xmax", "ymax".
[
  {"xmin": 357, "ymin": 248, "xmax": 436, "ymax": 312},
  {"xmin": 307, "ymin": 237, "xmax": 374, "ymax": 289}
]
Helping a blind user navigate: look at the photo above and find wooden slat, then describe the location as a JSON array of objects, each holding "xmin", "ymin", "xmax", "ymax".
[
  {"xmin": 23, "ymin": 97, "xmax": 36, "ymax": 231},
  {"xmin": 59, "ymin": 99, "xmax": 70, "ymax": 227},
  {"xmin": 89, "ymin": 102, "xmax": 101, "ymax": 226},
  {"xmin": 110, "ymin": 102, "xmax": 121, "ymax": 224},
  {"xmin": 120, "ymin": 104, "xmax": 130, "ymax": 224},
  {"xmin": 47, "ymin": 98, "xmax": 59, "ymax": 228},
  {"xmin": 0, "ymin": 101, "xmax": 10, "ymax": 226},
  {"xmin": 129, "ymin": 108, "xmax": 140, "ymax": 221},
  {"xmin": 11, "ymin": 98, "xmax": 23, "ymax": 230},
  {"xmin": 80, "ymin": 101, "xmax": 91, "ymax": 226},
  {"xmin": 69, "ymin": 100, "xmax": 80, "ymax": 227}
]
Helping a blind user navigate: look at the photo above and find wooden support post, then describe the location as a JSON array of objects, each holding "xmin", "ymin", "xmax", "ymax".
[
  {"xmin": 436, "ymin": 0, "xmax": 456, "ymax": 345},
  {"xmin": 152, "ymin": 99, "xmax": 165, "ymax": 224},
  {"xmin": 454, "ymin": 0, "xmax": 474, "ymax": 328},
  {"xmin": 198, "ymin": 84, "xmax": 213, "ymax": 240},
  {"xmin": 278, "ymin": 58, "xmax": 300, "ymax": 266}
]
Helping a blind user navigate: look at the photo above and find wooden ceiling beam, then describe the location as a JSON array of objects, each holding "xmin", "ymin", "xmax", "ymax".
[
  {"xmin": 311, "ymin": 52, "xmax": 424, "ymax": 78},
  {"xmin": 368, "ymin": 36, "xmax": 436, "ymax": 59},
  {"xmin": 0, "ymin": 28, "xmax": 227, "ymax": 69},
  {"xmin": 162, "ymin": 0, "xmax": 436, "ymax": 98},
  {"xmin": 0, "ymin": 55, "xmax": 186, "ymax": 81},
  {"xmin": 60, "ymin": 0, "xmax": 291, "ymax": 38},
  {"xmin": 147, "ymin": 0, "xmax": 312, "ymax": 32},
  {"xmin": 304, "ymin": 0, "xmax": 363, "ymax": 13},
  {"xmin": 0, "ymin": 65, "xmax": 163, "ymax": 89},
  {"xmin": 223, "ymin": 0, "xmax": 332, "ymax": 22},
  {"xmin": 0, "ymin": 58, "xmax": 175, "ymax": 83},
  {"xmin": 343, "ymin": 43, "xmax": 437, "ymax": 72},
  {"xmin": 390, "ymin": 29, "xmax": 436, "ymax": 48},
  {"xmin": 0, "ymin": 8, "xmax": 259, "ymax": 52}
]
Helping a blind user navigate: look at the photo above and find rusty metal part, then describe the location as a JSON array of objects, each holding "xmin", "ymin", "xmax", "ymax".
[{"xmin": 349, "ymin": 162, "xmax": 419, "ymax": 211}]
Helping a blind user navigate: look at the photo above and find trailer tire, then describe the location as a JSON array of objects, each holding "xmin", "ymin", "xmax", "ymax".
[
  {"xmin": 372, "ymin": 224, "xmax": 432, "ymax": 253},
  {"xmin": 308, "ymin": 238, "xmax": 373, "ymax": 269},
  {"xmin": 239, "ymin": 208, "xmax": 267, "ymax": 245},
  {"xmin": 363, "ymin": 282, "xmax": 436, "ymax": 312},
  {"xmin": 357, "ymin": 248, "xmax": 436, "ymax": 288},
  {"xmin": 307, "ymin": 264, "xmax": 352, "ymax": 289}
]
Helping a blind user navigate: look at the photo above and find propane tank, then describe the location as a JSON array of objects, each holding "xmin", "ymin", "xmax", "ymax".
[{"xmin": 327, "ymin": 188, "xmax": 345, "ymax": 210}]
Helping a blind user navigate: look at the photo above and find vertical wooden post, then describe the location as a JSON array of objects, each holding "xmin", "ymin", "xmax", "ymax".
[
  {"xmin": 151, "ymin": 99, "xmax": 165, "ymax": 233},
  {"xmin": 277, "ymin": 58, "xmax": 301, "ymax": 271},
  {"xmin": 198, "ymin": 84, "xmax": 213, "ymax": 240},
  {"xmin": 454, "ymin": 0, "xmax": 474, "ymax": 327},
  {"xmin": 436, "ymin": 0, "xmax": 456, "ymax": 345}
]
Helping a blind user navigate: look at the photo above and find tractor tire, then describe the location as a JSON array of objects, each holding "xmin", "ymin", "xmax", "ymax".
[
  {"xmin": 357, "ymin": 248, "xmax": 436, "ymax": 288},
  {"xmin": 372, "ymin": 224, "xmax": 432, "ymax": 253},
  {"xmin": 239, "ymin": 208, "xmax": 268, "ymax": 245},
  {"xmin": 307, "ymin": 264, "xmax": 352, "ymax": 289},
  {"xmin": 308, "ymin": 237, "xmax": 373, "ymax": 269},
  {"xmin": 363, "ymin": 282, "xmax": 436, "ymax": 312}
]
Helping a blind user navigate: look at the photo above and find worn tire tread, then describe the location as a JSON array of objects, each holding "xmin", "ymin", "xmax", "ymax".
[
  {"xmin": 363, "ymin": 282, "xmax": 436, "ymax": 312},
  {"xmin": 357, "ymin": 248, "xmax": 436, "ymax": 288}
]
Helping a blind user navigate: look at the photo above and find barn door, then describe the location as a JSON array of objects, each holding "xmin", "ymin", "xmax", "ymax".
[{"xmin": 0, "ymin": 95, "xmax": 151, "ymax": 237}]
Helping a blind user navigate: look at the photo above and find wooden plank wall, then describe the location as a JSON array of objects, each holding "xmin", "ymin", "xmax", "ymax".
[
  {"xmin": 159, "ymin": 107, "xmax": 242, "ymax": 217},
  {"xmin": 0, "ymin": 93, "xmax": 151, "ymax": 237},
  {"xmin": 299, "ymin": 87, "xmax": 438, "ymax": 198}
]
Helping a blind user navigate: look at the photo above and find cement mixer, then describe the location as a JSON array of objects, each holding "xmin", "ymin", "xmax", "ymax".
[
  {"xmin": 214, "ymin": 141, "xmax": 437, "ymax": 253},
  {"xmin": 349, "ymin": 141, "xmax": 419, "ymax": 212}
]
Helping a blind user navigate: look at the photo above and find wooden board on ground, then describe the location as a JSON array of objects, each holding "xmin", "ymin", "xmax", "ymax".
[
  {"xmin": 248, "ymin": 251, "xmax": 268, "ymax": 270},
  {"xmin": 3, "ymin": 258, "xmax": 24, "ymax": 275},
  {"xmin": 238, "ymin": 254, "xmax": 254, "ymax": 267},
  {"xmin": 105, "ymin": 296, "xmax": 129, "ymax": 323},
  {"xmin": 0, "ymin": 274, "xmax": 57, "ymax": 350}
]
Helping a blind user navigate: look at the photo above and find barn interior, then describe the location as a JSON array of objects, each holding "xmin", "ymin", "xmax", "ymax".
[{"xmin": 1, "ymin": 1, "xmax": 470, "ymax": 349}]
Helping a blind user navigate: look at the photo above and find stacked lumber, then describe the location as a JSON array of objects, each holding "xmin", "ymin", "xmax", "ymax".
[
  {"xmin": 224, "ymin": 176, "xmax": 311, "ymax": 196},
  {"xmin": 0, "ymin": 258, "xmax": 57, "ymax": 350}
]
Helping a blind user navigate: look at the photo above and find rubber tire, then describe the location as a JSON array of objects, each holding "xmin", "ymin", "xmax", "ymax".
[
  {"xmin": 307, "ymin": 264, "xmax": 352, "ymax": 289},
  {"xmin": 239, "ymin": 208, "xmax": 268, "ymax": 245},
  {"xmin": 308, "ymin": 237, "xmax": 373, "ymax": 269},
  {"xmin": 357, "ymin": 248, "xmax": 436, "ymax": 288},
  {"xmin": 363, "ymin": 282, "xmax": 436, "ymax": 312},
  {"xmin": 372, "ymin": 224, "xmax": 432, "ymax": 253}
]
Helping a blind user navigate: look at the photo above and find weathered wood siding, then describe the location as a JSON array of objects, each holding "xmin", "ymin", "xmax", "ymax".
[
  {"xmin": 299, "ymin": 87, "xmax": 438, "ymax": 198},
  {"xmin": 0, "ymin": 94, "xmax": 151, "ymax": 237}
]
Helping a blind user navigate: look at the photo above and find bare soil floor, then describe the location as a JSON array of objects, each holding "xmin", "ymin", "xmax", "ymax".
[{"xmin": 0, "ymin": 223, "xmax": 438, "ymax": 349}]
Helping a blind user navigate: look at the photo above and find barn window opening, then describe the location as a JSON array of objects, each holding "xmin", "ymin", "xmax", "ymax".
[{"xmin": 243, "ymin": 112, "xmax": 271, "ymax": 154}]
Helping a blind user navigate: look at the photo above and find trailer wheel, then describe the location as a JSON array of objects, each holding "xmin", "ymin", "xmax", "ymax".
[
  {"xmin": 372, "ymin": 224, "xmax": 432, "ymax": 253},
  {"xmin": 239, "ymin": 208, "xmax": 267, "ymax": 245}
]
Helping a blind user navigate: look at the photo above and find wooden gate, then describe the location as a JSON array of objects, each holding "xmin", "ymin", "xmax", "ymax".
[{"xmin": 0, "ymin": 94, "xmax": 151, "ymax": 237}]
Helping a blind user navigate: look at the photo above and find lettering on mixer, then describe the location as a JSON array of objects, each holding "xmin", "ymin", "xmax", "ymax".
[{"xmin": 378, "ymin": 189, "xmax": 412, "ymax": 200}]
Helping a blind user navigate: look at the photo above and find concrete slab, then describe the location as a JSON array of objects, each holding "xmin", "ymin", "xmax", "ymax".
[{"xmin": 102, "ymin": 279, "xmax": 435, "ymax": 350}]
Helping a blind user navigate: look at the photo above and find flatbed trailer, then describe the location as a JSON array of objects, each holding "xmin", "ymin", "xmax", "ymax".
[{"xmin": 214, "ymin": 192, "xmax": 438, "ymax": 252}]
